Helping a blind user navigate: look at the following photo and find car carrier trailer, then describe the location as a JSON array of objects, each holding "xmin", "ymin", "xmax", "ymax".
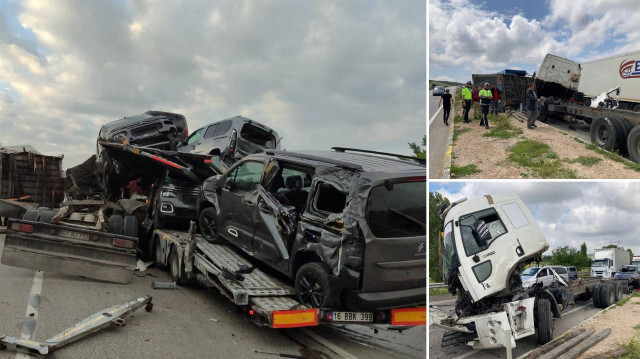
[{"xmin": 152, "ymin": 225, "xmax": 427, "ymax": 329}]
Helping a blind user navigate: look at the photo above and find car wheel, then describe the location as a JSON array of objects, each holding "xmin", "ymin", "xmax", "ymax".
[
  {"xmin": 199, "ymin": 207, "xmax": 223, "ymax": 244},
  {"xmin": 108, "ymin": 215, "xmax": 123, "ymax": 235},
  {"xmin": 536, "ymin": 298, "xmax": 553, "ymax": 345},
  {"xmin": 169, "ymin": 245, "xmax": 189, "ymax": 285},
  {"xmin": 295, "ymin": 262, "xmax": 332, "ymax": 308},
  {"xmin": 23, "ymin": 210, "xmax": 40, "ymax": 222}
]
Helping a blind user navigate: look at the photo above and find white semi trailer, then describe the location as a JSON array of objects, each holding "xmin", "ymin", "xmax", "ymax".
[
  {"xmin": 591, "ymin": 247, "xmax": 631, "ymax": 278},
  {"xmin": 579, "ymin": 50, "xmax": 640, "ymax": 111}
]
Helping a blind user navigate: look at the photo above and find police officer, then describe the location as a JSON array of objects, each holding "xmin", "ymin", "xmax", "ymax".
[
  {"xmin": 479, "ymin": 82, "xmax": 493, "ymax": 129},
  {"xmin": 461, "ymin": 81, "xmax": 472, "ymax": 123}
]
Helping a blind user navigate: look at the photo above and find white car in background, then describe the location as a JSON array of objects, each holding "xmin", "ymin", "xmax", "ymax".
[{"xmin": 521, "ymin": 265, "xmax": 570, "ymax": 289}]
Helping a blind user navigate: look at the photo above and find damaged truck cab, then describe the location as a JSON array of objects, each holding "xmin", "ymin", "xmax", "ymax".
[{"xmin": 196, "ymin": 148, "xmax": 426, "ymax": 312}]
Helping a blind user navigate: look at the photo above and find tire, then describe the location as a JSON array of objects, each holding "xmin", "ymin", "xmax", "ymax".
[
  {"xmin": 536, "ymin": 298, "xmax": 553, "ymax": 345},
  {"xmin": 154, "ymin": 235, "xmax": 166, "ymax": 269},
  {"xmin": 590, "ymin": 117, "xmax": 619, "ymax": 151},
  {"xmin": 295, "ymin": 262, "xmax": 333, "ymax": 308},
  {"xmin": 199, "ymin": 207, "xmax": 223, "ymax": 244},
  {"xmin": 22, "ymin": 210, "xmax": 40, "ymax": 222},
  {"xmin": 627, "ymin": 126, "xmax": 640, "ymax": 163},
  {"xmin": 592, "ymin": 284, "xmax": 603, "ymax": 308},
  {"xmin": 610, "ymin": 116, "xmax": 630, "ymax": 153},
  {"xmin": 38, "ymin": 211, "xmax": 55, "ymax": 224},
  {"xmin": 123, "ymin": 215, "xmax": 138, "ymax": 238},
  {"xmin": 613, "ymin": 281, "xmax": 623, "ymax": 302},
  {"xmin": 37, "ymin": 207, "xmax": 50, "ymax": 212},
  {"xmin": 108, "ymin": 215, "xmax": 123, "ymax": 235},
  {"xmin": 169, "ymin": 245, "xmax": 189, "ymax": 285},
  {"xmin": 600, "ymin": 283, "xmax": 615, "ymax": 307}
]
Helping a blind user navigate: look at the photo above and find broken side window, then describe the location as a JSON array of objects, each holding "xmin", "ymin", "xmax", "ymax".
[
  {"xmin": 459, "ymin": 207, "xmax": 507, "ymax": 257},
  {"xmin": 314, "ymin": 182, "xmax": 347, "ymax": 214}
]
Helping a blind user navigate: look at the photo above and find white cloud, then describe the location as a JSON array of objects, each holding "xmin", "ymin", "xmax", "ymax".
[
  {"xmin": 434, "ymin": 75, "xmax": 454, "ymax": 81},
  {"xmin": 0, "ymin": 0, "xmax": 425, "ymax": 169}
]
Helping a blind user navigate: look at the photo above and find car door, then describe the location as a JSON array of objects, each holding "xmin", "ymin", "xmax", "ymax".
[{"xmin": 217, "ymin": 159, "xmax": 265, "ymax": 252}]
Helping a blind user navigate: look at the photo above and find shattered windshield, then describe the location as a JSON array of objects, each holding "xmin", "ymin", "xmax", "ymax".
[
  {"xmin": 442, "ymin": 221, "xmax": 459, "ymax": 281},
  {"xmin": 592, "ymin": 260, "xmax": 608, "ymax": 267},
  {"xmin": 458, "ymin": 207, "xmax": 506, "ymax": 256}
]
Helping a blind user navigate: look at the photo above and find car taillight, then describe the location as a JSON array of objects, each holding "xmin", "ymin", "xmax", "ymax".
[
  {"xmin": 228, "ymin": 129, "xmax": 237, "ymax": 154},
  {"xmin": 11, "ymin": 223, "xmax": 34, "ymax": 233},
  {"xmin": 113, "ymin": 238, "xmax": 136, "ymax": 248}
]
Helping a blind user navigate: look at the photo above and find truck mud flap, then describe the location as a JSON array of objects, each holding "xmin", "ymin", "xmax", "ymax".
[{"xmin": 1, "ymin": 222, "xmax": 136, "ymax": 284}]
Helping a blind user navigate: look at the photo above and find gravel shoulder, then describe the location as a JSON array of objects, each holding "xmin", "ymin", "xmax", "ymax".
[{"xmin": 451, "ymin": 111, "xmax": 640, "ymax": 179}]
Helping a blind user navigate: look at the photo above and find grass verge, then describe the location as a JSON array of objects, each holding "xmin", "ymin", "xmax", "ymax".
[
  {"xmin": 622, "ymin": 338, "xmax": 640, "ymax": 359},
  {"xmin": 483, "ymin": 114, "xmax": 523, "ymax": 139},
  {"xmin": 508, "ymin": 140, "xmax": 577, "ymax": 178},
  {"xmin": 578, "ymin": 138, "xmax": 640, "ymax": 172},
  {"xmin": 566, "ymin": 156, "xmax": 603, "ymax": 167},
  {"xmin": 450, "ymin": 164, "xmax": 480, "ymax": 178}
]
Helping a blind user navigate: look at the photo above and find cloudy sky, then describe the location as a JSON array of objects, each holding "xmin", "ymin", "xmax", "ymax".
[
  {"xmin": 429, "ymin": 0, "xmax": 640, "ymax": 83},
  {"xmin": 0, "ymin": 0, "xmax": 425, "ymax": 169},
  {"xmin": 430, "ymin": 181, "xmax": 640, "ymax": 256}
]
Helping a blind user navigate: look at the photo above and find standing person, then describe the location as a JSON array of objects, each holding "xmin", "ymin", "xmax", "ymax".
[
  {"xmin": 472, "ymin": 85, "xmax": 481, "ymax": 120},
  {"xmin": 461, "ymin": 81, "xmax": 472, "ymax": 123},
  {"xmin": 479, "ymin": 83, "xmax": 493, "ymax": 129},
  {"xmin": 439, "ymin": 88, "xmax": 454, "ymax": 126},
  {"xmin": 491, "ymin": 83, "xmax": 500, "ymax": 116},
  {"xmin": 526, "ymin": 83, "xmax": 541, "ymax": 129}
]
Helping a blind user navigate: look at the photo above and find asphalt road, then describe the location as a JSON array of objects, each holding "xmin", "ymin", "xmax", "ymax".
[
  {"xmin": 428, "ymin": 88, "xmax": 455, "ymax": 179},
  {"xmin": 0, "ymin": 233, "xmax": 426, "ymax": 359},
  {"xmin": 428, "ymin": 292, "xmax": 615, "ymax": 358}
]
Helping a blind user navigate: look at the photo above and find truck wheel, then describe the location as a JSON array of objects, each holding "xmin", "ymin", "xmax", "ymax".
[
  {"xmin": 154, "ymin": 235, "xmax": 166, "ymax": 269},
  {"xmin": 123, "ymin": 215, "xmax": 138, "ymax": 238},
  {"xmin": 108, "ymin": 215, "xmax": 123, "ymax": 235},
  {"xmin": 590, "ymin": 117, "xmax": 619, "ymax": 151},
  {"xmin": 611, "ymin": 116, "xmax": 631, "ymax": 153},
  {"xmin": 295, "ymin": 262, "xmax": 333, "ymax": 308},
  {"xmin": 536, "ymin": 298, "xmax": 553, "ymax": 345},
  {"xmin": 592, "ymin": 284, "xmax": 602, "ymax": 308},
  {"xmin": 23, "ymin": 210, "xmax": 40, "ymax": 222},
  {"xmin": 627, "ymin": 126, "xmax": 640, "ymax": 163},
  {"xmin": 612, "ymin": 281, "xmax": 623, "ymax": 302},
  {"xmin": 169, "ymin": 245, "xmax": 189, "ymax": 285},
  {"xmin": 38, "ymin": 211, "xmax": 55, "ymax": 224},
  {"xmin": 600, "ymin": 283, "xmax": 615, "ymax": 307},
  {"xmin": 199, "ymin": 207, "xmax": 223, "ymax": 244}
]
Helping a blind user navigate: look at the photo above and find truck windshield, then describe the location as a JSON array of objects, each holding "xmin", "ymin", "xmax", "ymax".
[
  {"xmin": 592, "ymin": 260, "xmax": 608, "ymax": 267},
  {"xmin": 459, "ymin": 207, "xmax": 507, "ymax": 256},
  {"xmin": 521, "ymin": 267, "xmax": 539, "ymax": 276},
  {"xmin": 442, "ymin": 221, "xmax": 459, "ymax": 281}
]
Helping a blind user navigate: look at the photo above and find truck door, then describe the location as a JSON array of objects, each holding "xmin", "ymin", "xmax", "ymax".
[{"xmin": 217, "ymin": 159, "xmax": 265, "ymax": 251}]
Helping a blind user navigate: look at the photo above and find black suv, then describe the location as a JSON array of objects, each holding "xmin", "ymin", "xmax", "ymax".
[
  {"xmin": 196, "ymin": 148, "xmax": 426, "ymax": 311},
  {"xmin": 179, "ymin": 116, "xmax": 280, "ymax": 166}
]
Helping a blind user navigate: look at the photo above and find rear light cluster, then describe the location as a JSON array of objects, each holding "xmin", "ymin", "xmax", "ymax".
[
  {"xmin": 113, "ymin": 238, "xmax": 136, "ymax": 249},
  {"xmin": 227, "ymin": 129, "xmax": 237, "ymax": 154},
  {"xmin": 11, "ymin": 223, "xmax": 34, "ymax": 233}
]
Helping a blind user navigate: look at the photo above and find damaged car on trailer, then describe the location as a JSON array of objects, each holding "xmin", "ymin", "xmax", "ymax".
[{"xmin": 196, "ymin": 147, "xmax": 426, "ymax": 312}]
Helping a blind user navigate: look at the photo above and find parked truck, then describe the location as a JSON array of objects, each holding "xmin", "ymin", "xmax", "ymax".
[
  {"xmin": 591, "ymin": 247, "xmax": 630, "ymax": 278},
  {"xmin": 431, "ymin": 193, "xmax": 627, "ymax": 350},
  {"xmin": 632, "ymin": 255, "xmax": 640, "ymax": 266},
  {"xmin": 472, "ymin": 71, "xmax": 530, "ymax": 111},
  {"xmin": 533, "ymin": 51, "xmax": 640, "ymax": 163}
]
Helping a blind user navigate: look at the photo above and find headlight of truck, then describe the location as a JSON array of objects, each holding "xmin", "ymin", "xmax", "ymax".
[{"xmin": 161, "ymin": 191, "xmax": 177, "ymax": 198}]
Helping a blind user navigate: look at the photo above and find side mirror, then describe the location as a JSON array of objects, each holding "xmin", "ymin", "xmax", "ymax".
[
  {"xmin": 472, "ymin": 219, "xmax": 491, "ymax": 246},
  {"xmin": 224, "ymin": 176, "xmax": 236, "ymax": 190}
]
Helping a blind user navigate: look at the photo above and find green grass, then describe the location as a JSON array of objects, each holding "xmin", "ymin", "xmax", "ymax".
[
  {"xmin": 453, "ymin": 115, "xmax": 463, "ymax": 124},
  {"xmin": 612, "ymin": 291, "xmax": 640, "ymax": 308},
  {"xmin": 622, "ymin": 338, "xmax": 640, "ymax": 359},
  {"xmin": 566, "ymin": 156, "xmax": 603, "ymax": 167},
  {"xmin": 583, "ymin": 142, "xmax": 640, "ymax": 172},
  {"xmin": 508, "ymin": 140, "xmax": 578, "ymax": 178},
  {"xmin": 634, "ymin": 324, "xmax": 640, "ymax": 330},
  {"xmin": 450, "ymin": 164, "xmax": 480, "ymax": 178},
  {"xmin": 482, "ymin": 114, "xmax": 523, "ymax": 139},
  {"xmin": 429, "ymin": 287, "xmax": 449, "ymax": 296},
  {"xmin": 453, "ymin": 128, "xmax": 471, "ymax": 143}
]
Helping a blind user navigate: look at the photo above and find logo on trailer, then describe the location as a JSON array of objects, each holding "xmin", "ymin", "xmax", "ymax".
[{"xmin": 620, "ymin": 60, "xmax": 640, "ymax": 79}]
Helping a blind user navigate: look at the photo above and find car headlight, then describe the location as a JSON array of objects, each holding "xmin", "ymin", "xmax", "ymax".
[{"xmin": 161, "ymin": 191, "xmax": 177, "ymax": 198}]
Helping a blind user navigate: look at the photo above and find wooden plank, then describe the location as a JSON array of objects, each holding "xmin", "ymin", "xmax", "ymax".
[
  {"xmin": 582, "ymin": 346, "xmax": 628, "ymax": 359},
  {"xmin": 537, "ymin": 328, "xmax": 594, "ymax": 359},
  {"xmin": 524, "ymin": 328, "xmax": 586, "ymax": 358},
  {"xmin": 557, "ymin": 328, "xmax": 611, "ymax": 359}
]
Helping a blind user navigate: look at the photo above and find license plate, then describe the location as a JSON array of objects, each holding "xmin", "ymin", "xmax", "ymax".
[
  {"xmin": 58, "ymin": 229, "xmax": 90, "ymax": 241},
  {"xmin": 330, "ymin": 311, "xmax": 373, "ymax": 322}
]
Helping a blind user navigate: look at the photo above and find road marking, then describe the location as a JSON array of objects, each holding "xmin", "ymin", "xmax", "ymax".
[
  {"xmin": 429, "ymin": 105, "xmax": 443, "ymax": 126},
  {"xmin": 562, "ymin": 302, "xmax": 590, "ymax": 316},
  {"xmin": 301, "ymin": 328, "xmax": 359, "ymax": 359},
  {"xmin": 16, "ymin": 270, "xmax": 43, "ymax": 359}
]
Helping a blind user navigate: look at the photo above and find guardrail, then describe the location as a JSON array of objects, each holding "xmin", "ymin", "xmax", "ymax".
[{"xmin": 429, "ymin": 283, "xmax": 447, "ymax": 289}]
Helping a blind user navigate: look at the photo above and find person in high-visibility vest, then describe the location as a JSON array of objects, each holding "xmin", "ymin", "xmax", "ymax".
[
  {"xmin": 479, "ymin": 82, "xmax": 493, "ymax": 129},
  {"xmin": 461, "ymin": 81, "xmax": 472, "ymax": 123}
]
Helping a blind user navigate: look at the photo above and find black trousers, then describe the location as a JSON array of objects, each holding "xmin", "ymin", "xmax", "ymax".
[
  {"xmin": 443, "ymin": 107, "xmax": 451, "ymax": 123},
  {"xmin": 481, "ymin": 103, "xmax": 490, "ymax": 126},
  {"xmin": 463, "ymin": 100, "xmax": 471, "ymax": 122}
]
